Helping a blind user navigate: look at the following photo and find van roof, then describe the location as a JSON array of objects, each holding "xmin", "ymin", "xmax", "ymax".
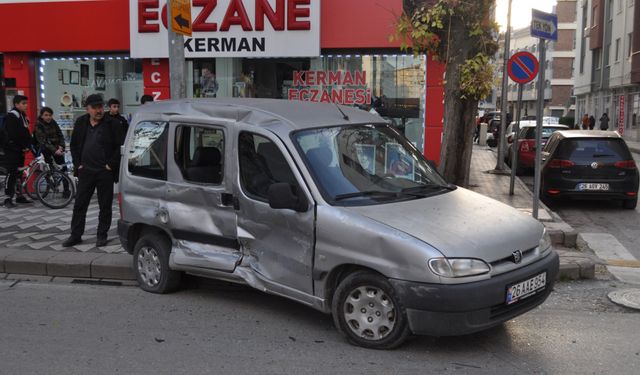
[{"xmin": 135, "ymin": 98, "xmax": 385, "ymax": 130}]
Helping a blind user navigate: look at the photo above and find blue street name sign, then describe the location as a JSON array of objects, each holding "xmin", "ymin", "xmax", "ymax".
[{"xmin": 531, "ymin": 9, "xmax": 558, "ymax": 41}]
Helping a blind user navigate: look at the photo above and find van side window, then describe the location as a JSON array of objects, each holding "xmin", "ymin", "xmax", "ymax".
[
  {"xmin": 174, "ymin": 125, "xmax": 224, "ymax": 184},
  {"xmin": 238, "ymin": 132, "xmax": 297, "ymax": 201},
  {"xmin": 128, "ymin": 121, "xmax": 168, "ymax": 180}
]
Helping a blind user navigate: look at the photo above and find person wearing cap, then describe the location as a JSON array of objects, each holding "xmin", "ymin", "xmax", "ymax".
[
  {"xmin": 63, "ymin": 94, "xmax": 121, "ymax": 248},
  {"xmin": 105, "ymin": 98, "xmax": 128, "ymax": 144}
]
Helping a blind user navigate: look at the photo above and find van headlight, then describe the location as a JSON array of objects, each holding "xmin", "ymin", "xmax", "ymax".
[
  {"xmin": 428, "ymin": 258, "xmax": 490, "ymax": 278},
  {"xmin": 539, "ymin": 229, "xmax": 552, "ymax": 252}
]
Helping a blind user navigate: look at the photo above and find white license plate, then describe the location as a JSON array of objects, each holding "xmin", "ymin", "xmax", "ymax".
[
  {"xmin": 506, "ymin": 272, "xmax": 546, "ymax": 305},
  {"xmin": 577, "ymin": 183, "xmax": 610, "ymax": 191}
]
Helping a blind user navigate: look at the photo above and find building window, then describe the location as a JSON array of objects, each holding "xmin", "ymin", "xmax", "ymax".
[
  {"xmin": 128, "ymin": 121, "xmax": 169, "ymax": 181},
  {"xmin": 615, "ymin": 38, "xmax": 621, "ymax": 62},
  {"xmin": 39, "ymin": 56, "xmax": 143, "ymax": 145},
  {"xmin": 592, "ymin": 5, "xmax": 598, "ymax": 27},
  {"xmin": 594, "ymin": 49, "xmax": 602, "ymax": 69},
  {"xmin": 629, "ymin": 33, "xmax": 633, "ymax": 57}
]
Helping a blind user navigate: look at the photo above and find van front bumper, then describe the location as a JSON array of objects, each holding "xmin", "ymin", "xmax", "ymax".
[{"xmin": 389, "ymin": 250, "xmax": 559, "ymax": 336}]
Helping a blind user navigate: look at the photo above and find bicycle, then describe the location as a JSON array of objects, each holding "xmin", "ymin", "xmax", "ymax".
[
  {"xmin": 34, "ymin": 158, "xmax": 76, "ymax": 209},
  {"xmin": 1, "ymin": 149, "xmax": 47, "ymax": 201}
]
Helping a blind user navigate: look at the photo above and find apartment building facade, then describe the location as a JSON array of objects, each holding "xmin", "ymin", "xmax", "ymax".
[{"xmin": 575, "ymin": 0, "xmax": 640, "ymax": 139}]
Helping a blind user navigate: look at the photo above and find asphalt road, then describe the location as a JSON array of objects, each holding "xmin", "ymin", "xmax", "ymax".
[
  {"xmin": 520, "ymin": 151, "xmax": 640, "ymax": 259},
  {"xmin": 1, "ymin": 278, "xmax": 639, "ymax": 375}
]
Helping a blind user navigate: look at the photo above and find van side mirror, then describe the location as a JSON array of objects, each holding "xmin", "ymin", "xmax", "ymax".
[{"xmin": 268, "ymin": 183, "xmax": 308, "ymax": 212}]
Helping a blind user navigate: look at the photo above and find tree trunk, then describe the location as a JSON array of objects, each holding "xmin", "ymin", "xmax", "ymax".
[{"xmin": 438, "ymin": 17, "xmax": 479, "ymax": 187}]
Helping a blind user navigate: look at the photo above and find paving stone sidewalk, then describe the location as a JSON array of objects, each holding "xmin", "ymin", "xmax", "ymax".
[{"xmin": 0, "ymin": 198, "xmax": 123, "ymax": 253}]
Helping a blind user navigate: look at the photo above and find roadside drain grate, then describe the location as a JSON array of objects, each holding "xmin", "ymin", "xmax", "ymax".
[{"xmin": 71, "ymin": 279, "xmax": 123, "ymax": 287}]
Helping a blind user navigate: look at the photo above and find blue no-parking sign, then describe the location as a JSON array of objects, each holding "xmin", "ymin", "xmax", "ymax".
[{"xmin": 507, "ymin": 52, "xmax": 539, "ymax": 84}]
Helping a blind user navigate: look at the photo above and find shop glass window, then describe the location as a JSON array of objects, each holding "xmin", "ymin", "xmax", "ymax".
[
  {"xmin": 174, "ymin": 125, "xmax": 225, "ymax": 184},
  {"xmin": 238, "ymin": 132, "xmax": 297, "ymax": 201},
  {"xmin": 186, "ymin": 55, "xmax": 427, "ymax": 153},
  {"xmin": 39, "ymin": 56, "xmax": 143, "ymax": 145},
  {"xmin": 128, "ymin": 121, "xmax": 168, "ymax": 180}
]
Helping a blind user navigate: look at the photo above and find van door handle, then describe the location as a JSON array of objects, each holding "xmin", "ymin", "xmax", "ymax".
[{"xmin": 221, "ymin": 193, "xmax": 240, "ymax": 210}]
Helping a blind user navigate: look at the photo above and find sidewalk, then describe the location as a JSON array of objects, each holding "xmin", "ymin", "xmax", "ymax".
[{"xmin": 0, "ymin": 146, "xmax": 594, "ymax": 283}]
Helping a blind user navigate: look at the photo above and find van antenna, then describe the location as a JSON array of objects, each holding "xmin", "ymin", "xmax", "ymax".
[{"xmin": 335, "ymin": 104, "xmax": 350, "ymax": 121}]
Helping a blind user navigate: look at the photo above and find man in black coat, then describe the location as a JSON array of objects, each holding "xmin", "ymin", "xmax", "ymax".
[
  {"xmin": 63, "ymin": 94, "xmax": 121, "ymax": 248},
  {"xmin": 2, "ymin": 95, "xmax": 33, "ymax": 208},
  {"xmin": 105, "ymin": 98, "xmax": 128, "ymax": 144}
]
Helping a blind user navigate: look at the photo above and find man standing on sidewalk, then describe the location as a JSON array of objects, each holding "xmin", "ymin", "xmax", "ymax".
[
  {"xmin": 63, "ymin": 94, "xmax": 120, "ymax": 248},
  {"xmin": 105, "ymin": 98, "xmax": 128, "ymax": 143},
  {"xmin": 2, "ymin": 95, "xmax": 33, "ymax": 208}
]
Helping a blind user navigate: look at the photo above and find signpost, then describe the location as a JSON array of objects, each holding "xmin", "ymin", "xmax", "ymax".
[
  {"xmin": 170, "ymin": 0, "xmax": 192, "ymax": 37},
  {"xmin": 507, "ymin": 52, "xmax": 539, "ymax": 195},
  {"xmin": 167, "ymin": 0, "xmax": 189, "ymax": 99},
  {"xmin": 530, "ymin": 9, "xmax": 557, "ymax": 219}
]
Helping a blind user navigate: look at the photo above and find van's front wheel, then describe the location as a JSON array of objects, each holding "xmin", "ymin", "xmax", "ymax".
[
  {"xmin": 332, "ymin": 271, "xmax": 410, "ymax": 349},
  {"xmin": 133, "ymin": 232, "xmax": 181, "ymax": 293}
]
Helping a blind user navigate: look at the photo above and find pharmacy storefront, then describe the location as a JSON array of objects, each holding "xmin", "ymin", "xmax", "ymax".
[{"xmin": 0, "ymin": 0, "xmax": 445, "ymax": 161}]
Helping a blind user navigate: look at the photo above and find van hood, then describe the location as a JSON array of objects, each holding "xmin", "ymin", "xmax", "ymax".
[{"xmin": 344, "ymin": 187, "xmax": 544, "ymax": 262}]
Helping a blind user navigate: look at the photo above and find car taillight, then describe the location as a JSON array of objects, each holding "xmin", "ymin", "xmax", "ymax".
[
  {"xmin": 548, "ymin": 159, "xmax": 575, "ymax": 168},
  {"xmin": 614, "ymin": 160, "xmax": 637, "ymax": 169},
  {"xmin": 117, "ymin": 192, "xmax": 123, "ymax": 220},
  {"xmin": 520, "ymin": 141, "xmax": 530, "ymax": 152}
]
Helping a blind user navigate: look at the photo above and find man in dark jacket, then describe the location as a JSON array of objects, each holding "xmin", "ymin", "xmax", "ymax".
[
  {"xmin": 35, "ymin": 106, "xmax": 71, "ymax": 197},
  {"xmin": 105, "ymin": 98, "xmax": 128, "ymax": 144},
  {"xmin": 2, "ymin": 95, "xmax": 33, "ymax": 208},
  {"xmin": 63, "ymin": 94, "xmax": 121, "ymax": 248},
  {"xmin": 599, "ymin": 113, "xmax": 610, "ymax": 130}
]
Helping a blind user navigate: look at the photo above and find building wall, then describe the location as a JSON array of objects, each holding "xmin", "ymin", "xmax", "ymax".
[{"xmin": 575, "ymin": 0, "xmax": 640, "ymax": 140}]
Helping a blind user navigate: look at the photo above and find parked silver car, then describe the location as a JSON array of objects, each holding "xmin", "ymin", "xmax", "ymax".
[{"xmin": 118, "ymin": 99, "xmax": 559, "ymax": 349}]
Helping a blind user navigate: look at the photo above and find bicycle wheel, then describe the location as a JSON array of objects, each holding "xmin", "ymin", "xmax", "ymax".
[
  {"xmin": 25, "ymin": 170, "xmax": 41, "ymax": 200},
  {"xmin": 35, "ymin": 171, "xmax": 75, "ymax": 209}
]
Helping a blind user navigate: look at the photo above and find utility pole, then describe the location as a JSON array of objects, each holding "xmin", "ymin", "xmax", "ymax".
[
  {"xmin": 167, "ymin": 2, "xmax": 187, "ymax": 99},
  {"xmin": 496, "ymin": 0, "xmax": 512, "ymax": 171}
]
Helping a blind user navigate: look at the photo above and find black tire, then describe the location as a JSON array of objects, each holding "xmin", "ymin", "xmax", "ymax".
[
  {"xmin": 487, "ymin": 139, "xmax": 497, "ymax": 148},
  {"xmin": 35, "ymin": 171, "xmax": 76, "ymax": 209},
  {"xmin": 331, "ymin": 271, "xmax": 410, "ymax": 349},
  {"xmin": 622, "ymin": 197, "xmax": 637, "ymax": 210},
  {"xmin": 133, "ymin": 232, "xmax": 182, "ymax": 294}
]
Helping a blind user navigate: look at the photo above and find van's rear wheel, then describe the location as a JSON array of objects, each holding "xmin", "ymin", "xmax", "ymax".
[
  {"xmin": 332, "ymin": 271, "xmax": 410, "ymax": 349},
  {"xmin": 133, "ymin": 232, "xmax": 181, "ymax": 293}
]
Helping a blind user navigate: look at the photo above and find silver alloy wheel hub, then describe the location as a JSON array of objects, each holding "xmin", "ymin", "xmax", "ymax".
[
  {"xmin": 137, "ymin": 246, "xmax": 161, "ymax": 287},
  {"xmin": 343, "ymin": 286, "xmax": 396, "ymax": 340}
]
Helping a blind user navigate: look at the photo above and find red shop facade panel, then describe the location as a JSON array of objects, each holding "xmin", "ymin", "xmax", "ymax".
[{"xmin": 0, "ymin": 0, "xmax": 445, "ymax": 161}]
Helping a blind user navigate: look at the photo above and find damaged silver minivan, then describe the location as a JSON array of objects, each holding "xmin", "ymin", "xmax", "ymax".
[{"xmin": 118, "ymin": 99, "xmax": 559, "ymax": 349}]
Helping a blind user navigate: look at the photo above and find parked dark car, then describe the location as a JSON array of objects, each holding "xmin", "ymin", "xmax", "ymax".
[
  {"xmin": 540, "ymin": 131, "xmax": 639, "ymax": 209},
  {"xmin": 506, "ymin": 124, "xmax": 569, "ymax": 174}
]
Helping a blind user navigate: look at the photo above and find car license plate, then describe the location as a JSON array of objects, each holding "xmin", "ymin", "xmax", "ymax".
[
  {"xmin": 506, "ymin": 272, "xmax": 546, "ymax": 305},
  {"xmin": 577, "ymin": 183, "xmax": 610, "ymax": 191}
]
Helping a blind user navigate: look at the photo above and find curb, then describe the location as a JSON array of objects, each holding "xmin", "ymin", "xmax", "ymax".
[
  {"xmin": 555, "ymin": 248, "xmax": 598, "ymax": 280},
  {"xmin": 0, "ymin": 248, "xmax": 135, "ymax": 281}
]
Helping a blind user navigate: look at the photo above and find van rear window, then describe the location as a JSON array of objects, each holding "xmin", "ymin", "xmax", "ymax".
[{"xmin": 557, "ymin": 138, "xmax": 631, "ymax": 162}]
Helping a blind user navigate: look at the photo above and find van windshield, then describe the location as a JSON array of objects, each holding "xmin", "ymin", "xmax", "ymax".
[{"xmin": 293, "ymin": 124, "xmax": 451, "ymax": 206}]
